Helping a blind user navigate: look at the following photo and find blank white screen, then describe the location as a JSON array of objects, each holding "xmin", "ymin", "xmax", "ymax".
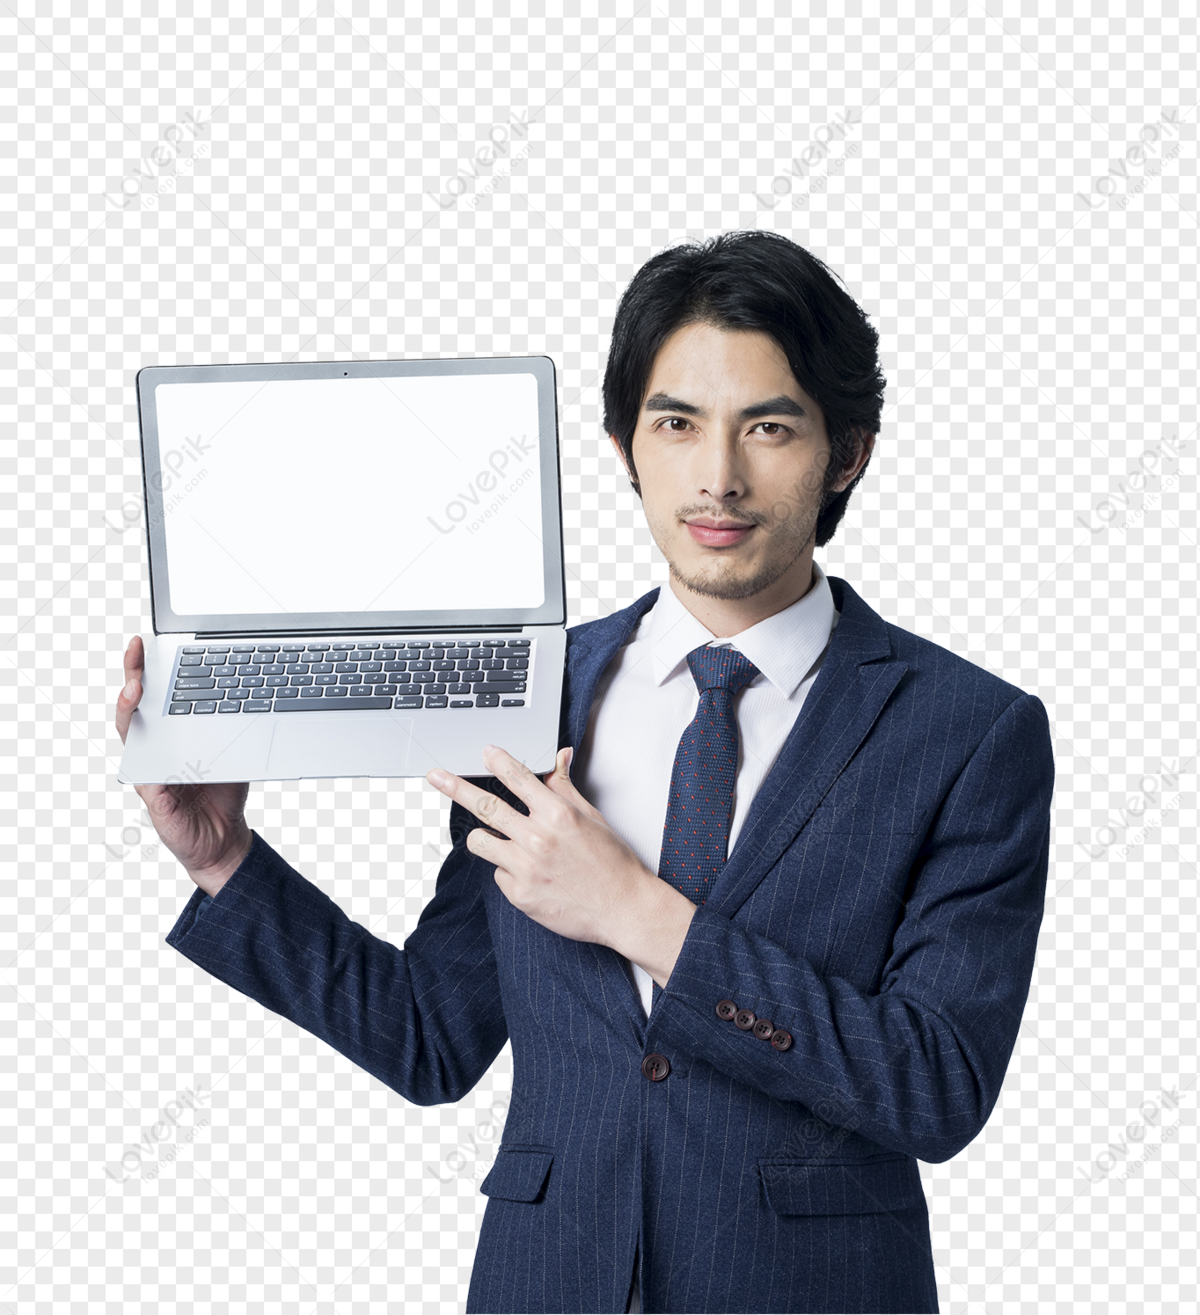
[{"xmin": 154, "ymin": 372, "xmax": 546, "ymax": 617}]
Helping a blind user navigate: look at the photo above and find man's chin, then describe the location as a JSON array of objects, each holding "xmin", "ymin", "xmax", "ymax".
[{"xmin": 669, "ymin": 556, "xmax": 795, "ymax": 602}]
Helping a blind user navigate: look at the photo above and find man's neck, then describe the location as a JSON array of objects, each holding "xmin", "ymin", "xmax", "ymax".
[{"xmin": 668, "ymin": 554, "xmax": 819, "ymax": 639}]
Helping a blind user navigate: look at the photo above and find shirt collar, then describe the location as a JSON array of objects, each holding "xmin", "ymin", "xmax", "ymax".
[{"xmin": 647, "ymin": 561, "xmax": 838, "ymax": 697}]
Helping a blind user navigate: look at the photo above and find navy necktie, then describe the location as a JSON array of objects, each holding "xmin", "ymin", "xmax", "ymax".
[{"xmin": 657, "ymin": 644, "xmax": 761, "ymax": 906}]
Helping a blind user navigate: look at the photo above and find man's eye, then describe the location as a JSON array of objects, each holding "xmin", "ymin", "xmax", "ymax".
[
  {"xmin": 661, "ymin": 417, "xmax": 691, "ymax": 432},
  {"xmin": 754, "ymin": 422, "xmax": 787, "ymax": 436}
]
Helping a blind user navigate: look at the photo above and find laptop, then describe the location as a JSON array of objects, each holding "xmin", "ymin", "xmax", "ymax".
[{"xmin": 117, "ymin": 356, "xmax": 567, "ymax": 785}]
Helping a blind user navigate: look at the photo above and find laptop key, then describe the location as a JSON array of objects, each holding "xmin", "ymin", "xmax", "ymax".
[
  {"xmin": 211, "ymin": 665, "xmax": 238, "ymax": 677},
  {"xmin": 168, "ymin": 703, "xmax": 192, "ymax": 715},
  {"xmin": 205, "ymin": 645, "xmax": 230, "ymax": 653},
  {"xmin": 193, "ymin": 701, "xmax": 218, "ymax": 714},
  {"xmin": 425, "ymin": 695, "xmax": 448, "ymax": 708},
  {"xmin": 275, "ymin": 687, "xmax": 299, "ymax": 699},
  {"xmin": 475, "ymin": 693, "xmax": 500, "ymax": 708},
  {"xmin": 175, "ymin": 678, "xmax": 216, "ymax": 690},
  {"xmin": 182, "ymin": 646, "xmax": 207, "ymax": 654},
  {"xmin": 395, "ymin": 695, "xmax": 423, "ymax": 709},
  {"xmin": 300, "ymin": 687, "xmax": 323, "ymax": 698},
  {"xmin": 274, "ymin": 697, "xmax": 392, "ymax": 711},
  {"xmin": 501, "ymin": 699, "xmax": 526, "ymax": 707},
  {"xmin": 243, "ymin": 700, "xmax": 272, "ymax": 712},
  {"xmin": 450, "ymin": 700, "xmax": 473, "ymax": 708},
  {"xmin": 179, "ymin": 654, "xmax": 205, "ymax": 666},
  {"xmin": 217, "ymin": 701, "xmax": 241, "ymax": 713}
]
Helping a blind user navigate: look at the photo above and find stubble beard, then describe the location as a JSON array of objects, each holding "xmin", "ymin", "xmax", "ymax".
[{"xmin": 649, "ymin": 494, "xmax": 824, "ymax": 603}]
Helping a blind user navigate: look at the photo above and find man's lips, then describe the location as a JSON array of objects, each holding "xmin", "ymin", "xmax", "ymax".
[{"xmin": 684, "ymin": 519, "xmax": 755, "ymax": 547}]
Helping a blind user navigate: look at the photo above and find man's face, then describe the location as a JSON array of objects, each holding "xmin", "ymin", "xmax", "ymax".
[{"xmin": 612, "ymin": 321, "xmax": 869, "ymax": 604}]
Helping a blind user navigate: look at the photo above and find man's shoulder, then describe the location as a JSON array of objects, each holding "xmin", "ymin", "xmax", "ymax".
[
  {"xmin": 831, "ymin": 575, "xmax": 1040, "ymax": 716},
  {"xmin": 565, "ymin": 588, "xmax": 660, "ymax": 656}
]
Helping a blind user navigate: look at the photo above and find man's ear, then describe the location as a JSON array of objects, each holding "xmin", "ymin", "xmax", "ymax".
[
  {"xmin": 609, "ymin": 434, "xmax": 640, "ymax": 494},
  {"xmin": 831, "ymin": 431, "xmax": 876, "ymax": 492}
]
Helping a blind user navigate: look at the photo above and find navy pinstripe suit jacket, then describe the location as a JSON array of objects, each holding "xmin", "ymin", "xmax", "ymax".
[{"xmin": 166, "ymin": 577, "xmax": 1054, "ymax": 1314}]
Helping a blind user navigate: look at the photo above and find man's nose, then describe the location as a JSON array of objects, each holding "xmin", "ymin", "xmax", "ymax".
[{"xmin": 695, "ymin": 435, "xmax": 745, "ymax": 503}]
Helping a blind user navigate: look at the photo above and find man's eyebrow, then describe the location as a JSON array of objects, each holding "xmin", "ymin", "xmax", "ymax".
[
  {"xmin": 738, "ymin": 395, "xmax": 807, "ymax": 420},
  {"xmin": 643, "ymin": 393, "xmax": 704, "ymax": 416}
]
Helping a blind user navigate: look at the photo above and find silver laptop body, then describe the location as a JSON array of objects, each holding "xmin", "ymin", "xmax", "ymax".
[{"xmin": 118, "ymin": 356, "xmax": 567, "ymax": 784}]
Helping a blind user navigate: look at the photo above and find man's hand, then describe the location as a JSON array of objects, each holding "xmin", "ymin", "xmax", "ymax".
[
  {"xmin": 426, "ymin": 744, "xmax": 697, "ymax": 986},
  {"xmin": 116, "ymin": 636, "xmax": 252, "ymax": 898}
]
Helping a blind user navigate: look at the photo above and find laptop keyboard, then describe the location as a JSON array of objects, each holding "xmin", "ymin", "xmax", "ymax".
[{"xmin": 165, "ymin": 638, "xmax": 532, "ymax": 716}]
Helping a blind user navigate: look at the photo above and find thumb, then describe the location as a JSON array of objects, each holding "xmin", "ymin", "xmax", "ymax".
[
  {"xmin": 544, "ymin": 747, "xmax": 601, "ymax": 815},
  {"xmin": 544, "ymin": 745, "xmax": 573, "ymax": 786}
]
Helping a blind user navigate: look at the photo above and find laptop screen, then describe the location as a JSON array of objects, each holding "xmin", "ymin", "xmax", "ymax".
[{"xmin": 136, "ymin": 357, "xmax": 564, "ymax": 633}]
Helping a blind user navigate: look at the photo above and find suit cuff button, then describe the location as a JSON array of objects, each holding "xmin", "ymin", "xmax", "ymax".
[
  {"xmin": 769, "ymin": 1029, "xmax": 793, "ymax": 1051},
  {"xmin": 752, "ymin": 1018, "xmax": 775, "ymax": 1040},
  {"xmin": 734, "ymin": 1008, "xmax": 756, "ymax": 1031},
  {"xmin": 715, "ymin": 999, "xmax": 737, "ymax": 1021}
]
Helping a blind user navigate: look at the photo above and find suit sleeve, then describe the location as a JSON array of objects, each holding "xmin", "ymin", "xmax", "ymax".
[
  {"xmin": 651, "ymin": 692, "xmax": 1054, "ymax": 1163},
  {"xmin": 165, "ymin": 803, "xmax": 508, "ymax": 1107}
]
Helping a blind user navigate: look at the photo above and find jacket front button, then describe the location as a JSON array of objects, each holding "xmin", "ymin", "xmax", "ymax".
[
  {"xmin": 716, "ymin": 999, "xmax": 737, "ymax": 1020},
  {"xmin": 752, "ymin": 1018, "xmax": 775, "ymax": 1040},
  {"xmin": 734, "ymin": 1008, "xmax": 757, "ymax": 1031},
  {"xmin": 641, "ymin": 1052, "xmax": 670, "ymax": 1081},
  {"xmin": 770, "ymin": 1029, "xmax": 793, "ymax": 1051}
]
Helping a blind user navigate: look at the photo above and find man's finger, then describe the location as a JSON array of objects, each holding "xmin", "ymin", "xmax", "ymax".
[
  {"xmin": 543, "ymin": 747, "xmax": 606, "ymax": 821},
  {"xmin": 426, "ymin": 767, "xmax": 530, "ymax": 841},
  {"xmin": 480, "ymin": 743, "xmax": 549, "ymax": 809},
  {"xmin": 123, "ymin": 635, "xmax": 144, "ymax": 683},
  {"xmin": 116, "ymin": 637, "xmax": 145, "ymax": 746}
]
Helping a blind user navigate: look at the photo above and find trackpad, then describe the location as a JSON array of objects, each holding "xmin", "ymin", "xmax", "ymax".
[{"xmin": 266, "ymin": 716, "xmax": 414, "ymax": 779}]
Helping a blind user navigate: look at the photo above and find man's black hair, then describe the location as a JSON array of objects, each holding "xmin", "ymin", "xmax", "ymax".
[{"xmin": 602, "ymin": 230, "xmax": 886, "ymax": 547}]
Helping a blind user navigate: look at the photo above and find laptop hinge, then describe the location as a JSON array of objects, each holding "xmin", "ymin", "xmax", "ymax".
[{"xmin": 192, "ymin": 625, "xmax": 527, "ymax": 640}]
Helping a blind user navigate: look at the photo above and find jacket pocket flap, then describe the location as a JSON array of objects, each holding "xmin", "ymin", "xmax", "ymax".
[
  {"xmin": 758, "ymin": 1155, "xmax": 924, "ymax": 1216},
  {"xmin": 480, "ymin": 1147, "xmax": 555, "ymax": 1203}
]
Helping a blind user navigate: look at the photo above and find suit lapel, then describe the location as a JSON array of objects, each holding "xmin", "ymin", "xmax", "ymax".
[{"xmin": 704, "ymin": 577, "xmax": 909, "ymax": 920}]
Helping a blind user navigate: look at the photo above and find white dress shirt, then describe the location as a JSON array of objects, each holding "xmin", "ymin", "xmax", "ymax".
[{"xmin": 573, "ymin": 561, "xmax": 840, "ymax": 1018}]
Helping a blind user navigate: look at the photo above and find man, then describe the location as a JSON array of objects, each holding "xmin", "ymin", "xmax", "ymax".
[{"xmin": 115, "ymin": 231, "xmax": 1054, "ymax": 1314}]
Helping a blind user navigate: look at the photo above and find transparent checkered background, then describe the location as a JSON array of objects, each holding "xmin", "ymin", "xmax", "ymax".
[{"xmin": 2, "ymin": 2, "xmax": 1197, "ymax": 1313}]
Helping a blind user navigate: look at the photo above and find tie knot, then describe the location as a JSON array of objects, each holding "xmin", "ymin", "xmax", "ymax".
[{"xmin": 686, "ymin": 644, "xmax": 760, "ymax": 695}]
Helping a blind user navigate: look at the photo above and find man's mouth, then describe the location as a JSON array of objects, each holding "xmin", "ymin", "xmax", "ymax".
[{"xmin": 684, "ymin": 517, "xmax": 755, "ymax": 548}]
